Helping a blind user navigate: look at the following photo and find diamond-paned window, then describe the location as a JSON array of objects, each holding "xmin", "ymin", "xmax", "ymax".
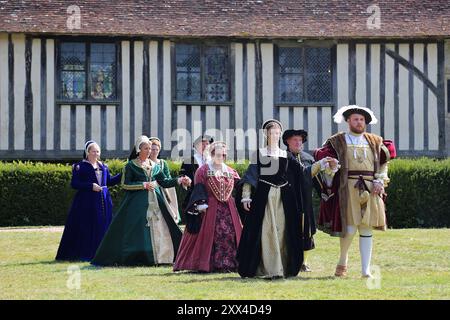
[
  {"xmin": 90, "ymin": 43, "xmax": 116, "ymax": 100},
  {"xmin": 175, "ymin": 44, "xmax": 230, "ymax": 102},
  {"xmin": 176, "ymin": 44, "xmax": 201, "ymax": 101},
  {"xmin": 60, "ymin": 42, "xmax": 86, "ymax": 100},
  {"xmin": 59, "ymin": 42, "xmax": 117, "ymax": 101},
  {"xmin": 277, "ymin": 46, "xmax": 332, "ymax": 103}
]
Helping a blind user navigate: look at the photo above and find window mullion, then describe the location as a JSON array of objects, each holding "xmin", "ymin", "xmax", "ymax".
[
  {"xmin": 302, "ymin": 47, "xmax": 307, "ymax": 103},
  {"xmin": 56, "ymin": 40, "xmax": 61, "ymax": 99},
  {"xmin": 227, "ymin": 44, "xmax": 232, "ymax": 103},
  {"xmin": 86, "ymin": 42, "xmax": 90, "ymax": 100},
  {"xmin": 200, "ymin": 44, "xmax": 205, "ymax": 102}
]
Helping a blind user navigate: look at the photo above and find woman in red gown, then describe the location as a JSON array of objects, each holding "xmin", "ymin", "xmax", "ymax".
[{"xmin": 174, "ymin": 142, "xmax": 242, "ymax": 272}]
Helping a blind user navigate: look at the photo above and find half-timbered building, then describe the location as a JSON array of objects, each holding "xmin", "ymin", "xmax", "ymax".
[{"xmin": 0, "ymin": 0, "xmax": 449, "ymax": 160}]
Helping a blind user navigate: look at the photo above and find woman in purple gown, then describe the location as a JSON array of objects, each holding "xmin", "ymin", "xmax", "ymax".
[{"xmin": 56, "ymin": 141, "xmax": 121, "ymax": 261}]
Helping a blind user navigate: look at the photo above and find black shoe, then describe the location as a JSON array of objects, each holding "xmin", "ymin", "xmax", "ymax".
[
  {"xmin": 263, "ymin": 275, "xmax": 283, "ymax": 280},
  {"xmin": 300, "ymin": 264, "xmax": 312, "ymax": 272}
]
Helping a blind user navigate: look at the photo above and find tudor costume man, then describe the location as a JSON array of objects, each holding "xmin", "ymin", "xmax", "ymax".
[
  {"xmin": 282, "ymin": 129, "xmax": 318, "ymax": 272},
  {"xmin": 179, "ymin": 135, "xmax": 214, "ymax": 226},
  {"xmin": 314, "ymin": 105, "xmax": 396, "ymax": 278}
]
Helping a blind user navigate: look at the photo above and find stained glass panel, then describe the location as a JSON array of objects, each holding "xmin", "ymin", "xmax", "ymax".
[
  {"xmin": 61, "ymin": 42, "xmax": 85, "ymax": 71},
  {"xmin": 59, "ymin": 42, "xmax": 117, "ymax": 101},
  {"xmin": 205, "ymin": 46, "xmax": 229, "ymax": 102},
  {"xmin": 176, "ymin": 72, "xmax": 201, "ymax": 101},
  {"xmin": 90, "ymin": 43, "xmax": 116, "ymax": 100},
  {"xmin": 61, "ymin": 71, "xmax": 86, "ymax": 99},
  {"xmin": 60, "ymin": 42, "xmax": 86, "ymax": 99}
]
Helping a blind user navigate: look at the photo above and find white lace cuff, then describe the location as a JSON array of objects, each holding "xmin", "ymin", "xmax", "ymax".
[
  {"xmin": 242, "ymin": 183, "xmax": 252, "ymax": 201},
  {"xmin": 319, "ymin": 159, "xmax": 340, "ymax": 179},
  {"xmin": 373, "ymin": 179, "xmax": 384, "ymax": 187},
  {"xmin": 374, "ymin": 173, "xmax": 390, "ymax": 187},
  {"xmin": 196, "ymin": 204, "xmax": 208, "ymax": 211}
]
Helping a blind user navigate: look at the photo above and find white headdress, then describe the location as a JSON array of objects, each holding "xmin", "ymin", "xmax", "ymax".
[
  {"xmin": 262, "ymin": 119, "xmax": 283, "ymax": 132},
  {"xmin": 135, "ymin": 135, "xmax": 150, "ymax": 153},
  {"xmin": 84, "ymin": 140, "xmax": 99, "ymax": 159},
  {"xmin": 208, "ymin": 141, "xmax": 228, "ymax": 154},
  {"xmin": 333, "ymin": 105, "xmax": 378, "ymax": 124}
]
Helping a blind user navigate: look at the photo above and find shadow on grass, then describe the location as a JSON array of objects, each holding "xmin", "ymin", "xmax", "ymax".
[
  {"xmin": 83, "ymin": 264, "xmax": 174, "ymax": 270},
  {"xmin": 1, "ymin": 260, "xmax": 338, "ymax": 282},
  {"xmin": 173, "ymin": 275, "xmax": 337, "ymax": 284},
  {"xmin": 133, "ymin": 271, "xmax": 337, "ymax": 283},
  {"xmin": 1, "ymin": 260, "xmax": 61, "ymax": 267}
]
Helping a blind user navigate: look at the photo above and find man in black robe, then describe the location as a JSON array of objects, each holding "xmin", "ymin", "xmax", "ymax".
[
  {"xmin": 179, "ymin": 135, "xmax": 213, "ymax": 224},
  {"xmin": 282, "ymin": 129, "xmax": 320, "ymax": 272}
]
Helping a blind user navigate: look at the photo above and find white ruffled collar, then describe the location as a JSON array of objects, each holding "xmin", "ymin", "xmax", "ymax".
[
  {"xmin": 207, "ymin": 160, "xmax": 228, "ymax": 173},
  {"xmin": 345, "ymin": 132, "xmax": 368, "ymax": 145},
  {"xmin": 193, "ymin": 151, "xmax": 209, "ymax": 166},
  {"xmin": 259, "ymin": 147, "xmax": 287, "ymax": 158}
]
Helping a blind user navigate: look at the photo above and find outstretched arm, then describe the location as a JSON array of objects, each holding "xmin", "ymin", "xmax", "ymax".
[{"xmin": 106, "ymin": 167, "xmax": 122, "ymax": 187}]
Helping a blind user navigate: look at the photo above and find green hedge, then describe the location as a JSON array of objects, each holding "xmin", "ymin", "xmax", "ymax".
[
  {"xmin": 385, "ymin": 158, "xmax": 450, "ymax": 228},
  {"xmin": 0, "ymin": 158, "xmax": 449, "ymax": 228}
]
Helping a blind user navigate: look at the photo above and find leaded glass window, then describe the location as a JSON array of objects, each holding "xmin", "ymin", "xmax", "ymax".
[
  {"xmin": 176, "ymin": 44, "xmax": 201, "ymax": 101},
  {"xmin": 175, "ymin": 43, "xmax": 230, "ymax": 102},
  {"xmin": 90, "ymin": 43, "xmax": 116, "ymax": 100},
  {"xmin": 60, "ymin": 42, "xmax": 86, "ymax": 100},
  {"xmin": 205, "ymin": 46, "xmax": 229, "ymax": 102},
  {"xmin": 59, "ymin": 41, "xmax": 117, "ymax": 101},
  {"xmin": 277, "ymin": 46, "xmax": 332, "ymax": 103}
]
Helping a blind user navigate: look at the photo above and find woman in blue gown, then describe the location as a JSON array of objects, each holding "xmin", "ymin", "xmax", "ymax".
[{"xmin": 56, "ymin": 141, "xmax": 122, "ymax": 261}]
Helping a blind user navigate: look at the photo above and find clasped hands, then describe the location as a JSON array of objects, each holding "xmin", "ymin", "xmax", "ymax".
[
  {"xmin": 321, "ymin": 156, "xmax": 340, "ymax": 171},
  {"xmin": 92, "ymin": 183, "xmax": 102, "ymax": 192},
  {"xmin": 142, "ymin": 176, "xmax": 191, "ymax": 190},
  {"xmin": 178, "ymin": 176, "xmax": 192, "ymax": 189}
]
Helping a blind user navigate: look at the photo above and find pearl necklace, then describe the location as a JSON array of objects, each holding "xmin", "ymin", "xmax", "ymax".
[{"xmin": 137, "ymin": 157, "xmax": 152, "ymax": 176}]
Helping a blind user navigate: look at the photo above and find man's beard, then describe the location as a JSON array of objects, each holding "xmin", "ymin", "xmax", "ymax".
[{"xmin": 350, "ymin": 125, "xmax": 366, "ymax": 134}]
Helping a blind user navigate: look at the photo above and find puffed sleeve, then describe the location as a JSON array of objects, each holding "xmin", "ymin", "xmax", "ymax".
[
  {"xmin": 380, "ymin": 140, "xmax": 397, "ymax": 165},
  {"xmin": 70, "ymin": 164, "xmax": 93, "ymax": 190},
  {"xmin": 313, "ymin": 143, "xmax": 339, "ymax": 188},
  {"xmin": 121, "ymin": 162, "xmax": 145, "ymax": 191}
]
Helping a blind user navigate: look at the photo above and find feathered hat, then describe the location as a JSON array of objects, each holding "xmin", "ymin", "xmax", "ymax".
[{"xmin": 333, "ymin": 105, "xmax": 378, "ymax": 124}]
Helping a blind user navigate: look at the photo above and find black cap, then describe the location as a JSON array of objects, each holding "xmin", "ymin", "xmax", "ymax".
[
  {"xmin": 193, "ymin": 135, "xmax": 214, "ymax": 148},
  {"xmin": 282, "ymin": 129, "xmax": 308, "ymax": 147},
  {"xmin": 342, "ymin": 108, "xmax": 372, "ymax": 124}
]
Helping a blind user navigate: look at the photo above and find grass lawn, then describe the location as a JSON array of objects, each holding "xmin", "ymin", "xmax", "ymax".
[{"xmin": 0, "ymin": 227, "xmax": 449, "ymax": 300}]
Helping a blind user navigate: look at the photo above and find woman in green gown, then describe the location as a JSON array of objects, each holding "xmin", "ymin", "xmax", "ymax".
[
  {"xmin": 91, "ymin": 135, "xmax": 191, "ymax": 266},
  {"xmin": 149, "ymin": 137, "xmax": 182, "ymax": 224}
]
